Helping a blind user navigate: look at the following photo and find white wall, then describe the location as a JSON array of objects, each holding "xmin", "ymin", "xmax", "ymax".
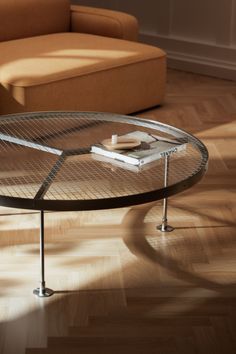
[{"xmin": 73, "ymin": 0, "xmax": 236, "ymax": 80}]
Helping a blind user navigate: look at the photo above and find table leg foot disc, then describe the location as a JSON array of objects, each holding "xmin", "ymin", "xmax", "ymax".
[
  {"xmin": 33, "ymin": 288, "xmax": 54, "ymax": 297},
  {"xmin": 156, "ymin": 225, "xmax": 174, "ymax": 233}
]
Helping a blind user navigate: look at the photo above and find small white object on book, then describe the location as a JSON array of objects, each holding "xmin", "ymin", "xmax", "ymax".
[{"xmin": 101, "ymin": 135, "xmax": 141, "ymax": 150}]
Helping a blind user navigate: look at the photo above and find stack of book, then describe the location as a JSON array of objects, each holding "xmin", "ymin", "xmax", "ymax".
[{"xmin": 91, "ymin": 131, "xmax": 187, "ymax": 171}]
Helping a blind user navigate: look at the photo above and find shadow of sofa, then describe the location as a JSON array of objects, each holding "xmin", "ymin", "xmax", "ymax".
[{"xmin": 0, "ymin": 0, "xmax": 166, "ymax": 115}]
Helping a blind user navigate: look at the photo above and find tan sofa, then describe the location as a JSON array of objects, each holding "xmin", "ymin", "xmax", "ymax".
[{"xmin": 0, "ymin": 0, "xmax": 166, "ymax": 115}]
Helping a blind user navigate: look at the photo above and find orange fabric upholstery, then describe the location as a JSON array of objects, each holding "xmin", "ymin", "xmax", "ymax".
[
  {"xmin": 0, "ymin": 33, "xmax": 166, "ymax": 114},
  {"xmin": 0, "ymin": 0, "xmax": 167, "ymax": 115},
  {"xmin": 0, "ymin": 0, "xmax": 70, "ymax": 42},
  {"xmin": 70, "ymin": 5, "xmax": 138, "ymax": 41},
  {"xmin": 0, "ymin": 33, "xmax": 165, "ymax": 87}
]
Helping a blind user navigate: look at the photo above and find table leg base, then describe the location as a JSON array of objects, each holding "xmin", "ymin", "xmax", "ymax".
[
  {"xmin": 157, "ymin": 224, "xmax": 174, "ymax": 233},
  {"xmin": 33, "ymin": 287, "xmax": 54, "ymax": 297}
]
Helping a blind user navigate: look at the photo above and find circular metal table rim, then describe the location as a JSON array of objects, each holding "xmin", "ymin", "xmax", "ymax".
[{"xmin": 0, "ymin": 111, "xmax": 209, "ymax": 212}]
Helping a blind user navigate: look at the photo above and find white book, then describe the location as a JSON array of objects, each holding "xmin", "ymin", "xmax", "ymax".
[
  {"xmin": 91, "ymin": 153, "xmax": 162, "ymax": 173},
  {"xmin": 91, "ymin": 131, "xmax": 187, "ymax": 166}
]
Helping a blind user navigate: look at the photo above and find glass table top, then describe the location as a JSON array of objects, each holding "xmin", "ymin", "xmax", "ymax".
[{"xmin": 0, "ymin": 111, "xmax": 208, "ymax": 211}]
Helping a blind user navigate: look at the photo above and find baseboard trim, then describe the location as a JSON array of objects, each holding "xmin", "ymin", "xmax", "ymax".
[{"xmin": 140, "ymin": 33, "xmax": 236, "ymax": 81}]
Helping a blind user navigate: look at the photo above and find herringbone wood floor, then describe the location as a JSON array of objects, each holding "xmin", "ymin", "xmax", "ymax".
[{"xmin": 0, "ymin": 69, "xmax": 236, "ymax": 354}]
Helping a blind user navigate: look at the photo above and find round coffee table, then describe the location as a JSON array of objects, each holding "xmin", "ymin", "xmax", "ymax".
[{"xmin": 0, "ymin": 111, "xmax": 208, "ymax": 297}]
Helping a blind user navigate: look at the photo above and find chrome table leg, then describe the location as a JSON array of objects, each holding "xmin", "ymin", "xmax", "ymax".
[
  {"xmin": 33, "ymin": 210, "xmax": 54, "ymax": 297},
  {"xmin": 157, "ymin": 155, "xmax": 174, "ymax": 232}
]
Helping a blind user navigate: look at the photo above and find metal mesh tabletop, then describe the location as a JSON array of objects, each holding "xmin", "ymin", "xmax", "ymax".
[{"xmin": 0, "ymin": 111, "xmax": 208, "ymax": 211}]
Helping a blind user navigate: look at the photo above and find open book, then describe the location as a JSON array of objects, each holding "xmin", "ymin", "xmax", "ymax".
[{"xmin": 91, "ymin": 131, "xmax": 187, "ymax": 166}]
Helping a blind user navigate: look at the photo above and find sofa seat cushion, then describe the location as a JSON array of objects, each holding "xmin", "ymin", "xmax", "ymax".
[
  {"xmin": 0, "ymin": 32, "xmax": 165, "ymax": 87},
  {"xmin": 0, "ymin": 32, "xmax": 166, "ymax": 115}
]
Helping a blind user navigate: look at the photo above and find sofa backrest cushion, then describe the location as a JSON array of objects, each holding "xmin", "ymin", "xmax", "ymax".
[{"xmin": 0, "ymin": 0, "xmax": 70, "ymax": 42}]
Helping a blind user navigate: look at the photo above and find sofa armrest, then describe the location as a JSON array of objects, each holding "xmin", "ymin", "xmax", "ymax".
[{"xmin": 70, "ymin": 5, "xmax": 139, "ymax": 41}]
